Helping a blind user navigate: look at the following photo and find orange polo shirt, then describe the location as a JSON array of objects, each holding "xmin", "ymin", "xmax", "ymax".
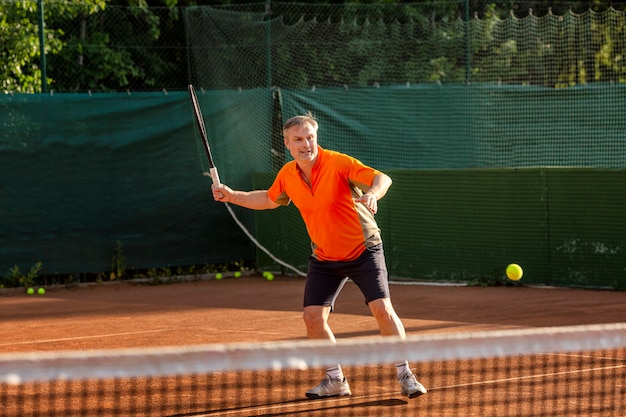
[{"xmin": 267, "ymin": 146, "xmax": 383, "ymax": 261}]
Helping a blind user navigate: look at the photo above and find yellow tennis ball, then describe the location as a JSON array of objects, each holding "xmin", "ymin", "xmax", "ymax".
[
  {"xmin": 506, "ymin": 263, "xmax": 523, "ymax": 281},
  {"xmin": 234, "ymin": 271, "xmax": 241, "ymax": 278},
  {"xmin": 26, "ymin": 287, "xmax": 35, "ymax": 295},
  {"xmin": 37, "ymin": 288, "xmax": 45, "ymax": 295},
  {"xmin": 265, "ymin": 273, "xmax": 274, "ymax": 281},
  {"xmin": 215, "ymin": 273, "xmax": 223, "ymax": 280}
]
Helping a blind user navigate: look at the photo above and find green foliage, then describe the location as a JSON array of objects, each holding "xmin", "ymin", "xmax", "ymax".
[
  {"xmin": 0, "ymin": 1, "xmax": 43, "ymax": 93},
  {"xmin": 1, "ymin": 262, "xmax": 42, "ymax": 288},
  {"xmin": 468, "ymin": 268, "xmax": 520, "ymax": 288},
  {"xmin": 0, "ymin": 0, "xmax": 103, "ymax": 93},
  {"xmin": 2, "ymin": 1, "xmax": 626, "ymax": 92},
  {"xmin": 47, "ymin": 0, "xmax": 182, "ymax": 91},
  {"xmin": 110, "ymin": 240, "xmax": 126, "ymax": 280}
]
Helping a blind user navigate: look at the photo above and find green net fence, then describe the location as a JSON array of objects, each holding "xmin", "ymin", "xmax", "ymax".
[
  {"xmin": 3, "ymin": 1, "xmax": 626, "ymax": 93},
  {"xmin": 1, "ymin": 1, "xmax": 625, "ymax": 288},
  {"xmin": 187, "ymin": 2, "xmax": 626, "ymax": 89}
]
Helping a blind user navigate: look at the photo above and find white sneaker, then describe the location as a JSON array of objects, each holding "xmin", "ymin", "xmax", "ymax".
[
  {"xmin": 305, "ymin": 377, "xmax": 352, "ymax": 398},
  {"xmin": 399, "ymin": 371, "xmax": 427, "ymax": 399}
]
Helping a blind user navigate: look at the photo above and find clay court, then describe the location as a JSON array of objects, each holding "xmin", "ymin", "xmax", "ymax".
[{"xmin": 1, "ymin": 275, "xmax": 625, "ymax": 416}]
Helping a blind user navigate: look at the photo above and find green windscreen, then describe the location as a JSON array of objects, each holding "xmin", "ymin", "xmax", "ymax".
[
  {"xmin": 2, "ymin": 85, "xmax": 624, "ymax": 288},
  {"xmin": 0, "ymin": 91, "xmax": 272, "ymax": 275}
]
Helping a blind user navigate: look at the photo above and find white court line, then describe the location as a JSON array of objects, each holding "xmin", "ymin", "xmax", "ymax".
[
  {"xmin": 434, "ymin": 362, "xmax": 626, "ymax": 390},
  {"xmin": 389, "ymin": 280, "xmax": 467, "ymax": 287},
  {"xmin": 431, "ymin": 351, "xmax": 626, "ymax": 390},
  {"xmin": 0, "ymin": 329, "xmax": 174, "ymax": 347},
  {"xmin": 0, "ymin": 327, "xmax": 293, "ymax": 348}
]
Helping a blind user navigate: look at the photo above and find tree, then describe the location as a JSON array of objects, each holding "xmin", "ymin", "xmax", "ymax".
[{"xmin": 0, "ymin": 0, "xmax": 107, "ymax": 93}]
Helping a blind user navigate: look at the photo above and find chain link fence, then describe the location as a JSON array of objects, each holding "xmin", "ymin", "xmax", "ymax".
[{"xmin": 2, "ymin": 1, "xmax": 626, "ymax": 93}]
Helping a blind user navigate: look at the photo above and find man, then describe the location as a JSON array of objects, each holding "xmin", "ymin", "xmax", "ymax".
[{"xmin": 211, "ymin": 113, "xmax": 427, "ymax": 399}]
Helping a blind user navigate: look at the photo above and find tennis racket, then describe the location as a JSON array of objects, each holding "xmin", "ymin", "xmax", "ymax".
[{"xmin": 188, "ymin": 84, "xmax": 221, "ymax": 186}]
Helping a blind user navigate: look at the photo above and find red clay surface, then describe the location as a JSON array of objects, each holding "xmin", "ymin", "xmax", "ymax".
[
  {"xmin": 1, "ymin": 275, "xmax": 625, "ymax": 416},
  {"xmin": 2, "ymin": 276, "xmax": 625, "ymax": 352}
]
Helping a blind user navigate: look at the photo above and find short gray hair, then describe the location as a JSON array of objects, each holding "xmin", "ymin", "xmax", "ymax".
[{"xmin": 282, "ymin": 112, "xmax": 318, "ymax": 136}]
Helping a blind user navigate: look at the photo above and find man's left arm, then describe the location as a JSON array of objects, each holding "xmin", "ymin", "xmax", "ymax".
[
  {"xmin": 365, "ymin": 173, "xmax": 392, "ymax": 200},
  {"xmin": 354, "ymin": 173, "xmax": 392, "ymax": 214}
]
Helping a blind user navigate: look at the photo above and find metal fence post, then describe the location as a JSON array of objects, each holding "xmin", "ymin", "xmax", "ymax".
[
  {"xmin": 38, "ymin": 0, "xmax": 48, "ymax": 93},
  {"xmin": 265, "ymin": 0, "xmax": 272, "ymax": 89},
  {"xmin": 465, "ymin": 0, "xmax": 471, "ymax": 84}
]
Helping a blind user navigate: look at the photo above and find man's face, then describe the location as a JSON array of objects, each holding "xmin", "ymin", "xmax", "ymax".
[{"xmin": 284, "ymin": 122, "xmax": 318, "ymax": 165}]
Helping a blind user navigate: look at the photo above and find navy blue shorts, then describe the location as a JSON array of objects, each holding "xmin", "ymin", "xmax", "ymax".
[{"xmin": 303, "ymin": 244, "xmax": 390, "ymax": 310}]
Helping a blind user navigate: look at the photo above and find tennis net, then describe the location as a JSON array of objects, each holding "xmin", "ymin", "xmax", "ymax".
[{"xmin": 1, "ymin": 323, "xmax": 625, "ymax": 417}]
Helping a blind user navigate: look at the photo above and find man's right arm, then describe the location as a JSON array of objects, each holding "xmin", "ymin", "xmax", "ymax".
[{"xmin": 211, "ymin": 184, "xmax": 280, "ymax": 210}]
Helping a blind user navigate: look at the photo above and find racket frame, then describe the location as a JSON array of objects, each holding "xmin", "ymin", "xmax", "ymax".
[{"xmin": 188, "ymin": 84, "xmax": 221, "ymax": 186}]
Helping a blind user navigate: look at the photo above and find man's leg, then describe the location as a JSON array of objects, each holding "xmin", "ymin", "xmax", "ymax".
[
  {"xmin": 302, "ymin": 262, "xmax": 351, "ymax": 399},
  {"xmin": 303, "ymin": 305, "xmax": 352, "ymax": 398},
  {"xmin": 346, "ymin": 245, "xmax": 427, "ymax": 399},
  {"xmin": 303, "ymin": 305, "xmax": 335, "ymax": 341},
  {"xmin": 368, "ymin": 297, "xmax": 406, "ymax": 338},
  {"xmin": 368, "ymin": 297, "xmax": 427, "ymax": 399}
]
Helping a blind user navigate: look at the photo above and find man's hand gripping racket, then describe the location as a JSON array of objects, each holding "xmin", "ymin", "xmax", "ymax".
[{"xmin": 188, "ymin": 84, "xmax": 225, "ymax": 199}]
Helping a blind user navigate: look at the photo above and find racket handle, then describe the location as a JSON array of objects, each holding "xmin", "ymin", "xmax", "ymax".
[{"xmin": 209, "ymin": 167, "xmax": 221, "ymax": 186}]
